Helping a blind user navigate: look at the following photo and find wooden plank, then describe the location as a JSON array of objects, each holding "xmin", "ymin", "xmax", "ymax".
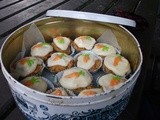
[
  {"xmin": 0, "ymin": 0, "xmax": 43, "ymax": 21},
  {"xmin": 4, "ymin": 107, "xmax": 27, "ymax": 120},
  {"xmin": 80, "ymin": 0, "xmax": 116, "ymax": 13},
  {"xmin": 106, "ymin": 0, "xmax": 140, "ymax": 14},
  {"xmin": 0, "ymin": 0, "xmax": 21, "ymax": 9},
  {"xmin": 123, "ymin": 0, "xmax": 159, "ymax": 119},
  {"xmin": 0, "ymin": 0, "xmax": 67, "ymax": 37}
]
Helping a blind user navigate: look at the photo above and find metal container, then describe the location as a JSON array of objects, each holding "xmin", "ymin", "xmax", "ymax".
[{"xmin": 0, "ymin": 10, "xmax": 142, "ymax": 120}]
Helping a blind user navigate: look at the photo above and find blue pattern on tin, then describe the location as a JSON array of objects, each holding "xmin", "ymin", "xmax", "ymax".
[{"xmin": 11, "ymin": 88, "xmax": 130, "ymax": 120}]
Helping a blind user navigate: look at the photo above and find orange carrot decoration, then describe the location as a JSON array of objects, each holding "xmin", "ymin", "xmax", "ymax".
[
  {"xmin": 52, "ymin": 55, "xmax": 62, "ymax": 61},
  {"xmin": 64, "ymin": 70, "xmax": 85, "ymax": 79},
  {"xmin": 83, "ymin": 90, "xmax": 97, "ymax": 96},
  {"xmin": 110, "ymin": 76, "xmax": 121, "ymax": 86},
  {"xmin": 23, "ymin": 81, "xmax": 32, "ymax": 87},
  {"xmin": 79, "ymin": 36, "xmax": 91, "ymax": 40},
  {"xmin": 83, "ymin": 54, "xmax": 90, "ymax": 63},
  {"xmin": 53, "ymin": 89, "xmax": 63, "ymax": 96},
  {"xmin": 113, "ymin": 55, "xmax": 122, "ymax": 66},
  {"xmin": 19, "ymin": 58, "xmax": 28, "ymax": 65},
  {"xmin": 96, "ymin": 44, "xmax": 104, "ymax": 49},
  {"xmin": 32, "ymin": 44, "xmax": 43, "ymax": 49}
]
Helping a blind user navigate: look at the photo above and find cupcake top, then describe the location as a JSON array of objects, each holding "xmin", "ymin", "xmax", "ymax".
[
  {"xmin": 76, "ymin": 53, "xmax": 99, "ymax": 70},
  {"xmin": 15, "ymin": 57, "xmax": 43, "ymax": 77},
  {"xmin": 104, "ymin": 54, "xmax": 131, "ymax": 76},
  {"xmin": 21, "ymin": 76, "xmax": 48, "ymax": 92},
  {"xmin": 92, "ymin": 43, "xmax": 116, "ymax": 57},
  {"xmin": 78, "ymin": 88, "xmax": 103, "ymax": 97},
  {"xmin": 31, "ymin": 42, "xmax": 53, "ymax": 57},
  {"xmin": 98, "ymin": 74, "xmax": 124, "ymax": 92},
  {"xmin": 59, "ymin": 67, "xmax": 92, "ymax": 90},
  {"xmin": 47, "ymin": 87, "xmax": 68, "ymax": 96},
  {"xmin": 53, "ymin": 36, "xmax": 71, "ymax": 50},
  {"xmin": 74, "ymin": 36, "xmax": 96, "ymax": 50},
  {"xmin": 47, "ymin": 52, "xmax": 73, "ymax": 67}
]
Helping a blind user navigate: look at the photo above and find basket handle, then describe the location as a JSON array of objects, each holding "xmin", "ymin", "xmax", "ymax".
[{"xmin": 46, "ymin": 10, "xmax": 136, "ymax": 27}]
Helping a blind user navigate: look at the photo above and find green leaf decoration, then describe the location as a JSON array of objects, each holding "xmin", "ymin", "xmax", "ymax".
[
  {"xmin": 79, "ymin": 70, "xmax": 85, "ymax": 76},
  {"xmin": 60, "ymin": 53, "xmax": 67, "ymax": 58},
  {"xmin": 86, "ymin": 36, "xmax": 92, "ymax": 40},
  {"xmin": 31, "ymin": 77, "xmax": 40, "ymax": 84},
  {"xmin": 58, "ymin": 38, "xmax": 65, "ymax": 44},
  {"xmin": 102, "ymin": 45, "xmax": 109, "ymax": 52},
  {"xmin": 27, "ymin": 59, "xmax": 35, "ymax": 67},
  {"xmin": 42, "ymin": 42, "xmax": 50, "ymax": 46},
  {"xmin": 112, "ymin": 75, "xmax": 121, "ymax": 81},
  {"xmin": 83, "ymin": 53, "xmax": 90, "ymax": 57}
]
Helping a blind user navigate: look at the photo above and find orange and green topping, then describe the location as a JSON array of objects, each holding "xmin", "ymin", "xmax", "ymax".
[
  {"xmin": 56, "ymin": 37, "xmax": 65, "ymax": 44},
  {"xmin": 113, "ymin": 55, "xmax": 122, "ymax": 66},
  {"xmin": 82, "ymin": 53, "xmax": 90, "ymax": 63},
  {"xmin": 23, "ymin": 77, "xmax": 40, "ymax": 87},
  {"xmin": 83, "ymin": 90, "xmax": 97, "ymax": 96},
  {"xmin": 64, "ymin": 70, "xmax": 85, "ymax": 79},
  {"xmin": 79, "ymin": 36, "xmax": 92, "ymax": 40},
  {"xmin": 53, "ymin": 89, "xmax": 63, "ymax": 96},
  {"xmin": 52, "ymin": 53, "xmax": 67, "ymax": 61},
  {"xmin": 110, "ymin": 76, "xmax": 121, "ymax": 86},
  {"xmin": 32, "ymin": 42, "xmax": 50, "ymax": 49},
  {"xmin": 19, "ymin": 58, "xmax": 36, "ymax": 67},
  {"xmin": 96, "ymin": 44, "xmax": 109, "ymax": 52}
]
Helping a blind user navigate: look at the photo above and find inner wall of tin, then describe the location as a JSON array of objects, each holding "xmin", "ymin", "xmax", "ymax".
[{"xmin": 2, "ymin": 17, "xmax": 140, "ymax": 73}]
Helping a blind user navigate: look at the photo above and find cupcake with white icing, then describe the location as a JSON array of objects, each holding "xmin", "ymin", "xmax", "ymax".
[
  {"xmin": 47, "ymin": 52, "xmax": 74, "ymax": 73},
  {"xmin": 46, "ymin": 87, "xmax": 68, "ymax": 96},
  {"xmin": 103, "ymin": 54, "xmax": 131, "ymax": 76},
  {"xmin": 72, "ymin": 36, "xmax": 96, "ymax": 52},
  {"xmin": 75, "ymin": 51, "xmax": 102, "ymax": 72},
  {"xmin": 98, "ymin": 74, "xmax": 126, "ymax": 92},
  {"xmin": 59, "ymin": 67, "xmax": 92, "ymax": 93},
  {"xmin": 31, "ymin": 42, "xmax": 53, "ymax": 60},
  {"xmin": 21, "ymin": 76, "xmax": 48, "ymax": 92},
  {"xmin": 15, "ymin": 57, "xmax": 44, "ymax": 77},
  {"xmin": 52, "ymin": 36, "xmax": 72, "ymax": 54},
  {"xmin": 92, "ymin": 43, "xmax": 116, "ymax": 58},
  {"xmin": 78, "ymin": 88, "xmax": 103, "ymax": 97}
]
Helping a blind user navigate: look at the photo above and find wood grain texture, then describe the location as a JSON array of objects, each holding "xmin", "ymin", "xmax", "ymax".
[{"xmin": 0, "ymin": 0, "xmax": 21, "ymax": 9}]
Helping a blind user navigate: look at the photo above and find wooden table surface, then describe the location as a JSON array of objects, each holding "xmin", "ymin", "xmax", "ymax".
[{"xmin": 0, "ymin": 0, "xmax": 158, "ymax": 120}]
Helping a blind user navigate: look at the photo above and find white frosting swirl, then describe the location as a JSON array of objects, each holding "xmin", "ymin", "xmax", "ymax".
[
  {"xmin": 77, "ymin": 53, "xmax": 97, "ymax": 70},
  {"xmin": 47, "ymin": 52, "xmax": 73, "ymax": 67},
  {"xmin": 15, "ymin": 57, "xmax": 43, "ymax": 77},
  {"xmin": 78, "ymin": 88, "xmax": 103, "ymax": 97},
  {"xmin": 31, "ymin": 42, "xmax": 53, "ymax": 57},
  {"xmin": 98, "ymin": 74, "xmax": 124, "ymax": 92},
  {"xmin": 53, "ymin": 37, "xmax": 71, "ymax": 50},
  {"xmin": 104, "ymin": 54, "xmax": 131, "ymax": 76},
  {"xmin": 92, "ymin": 43, "xmax": 116, "ymax": 56},
  {"xmin": 74, "ymin": 36, "xmax": 96, "ymax": 50},
  {"xmin": 59, "ymin": 68, "xmax": 92, "ymax": 90}
]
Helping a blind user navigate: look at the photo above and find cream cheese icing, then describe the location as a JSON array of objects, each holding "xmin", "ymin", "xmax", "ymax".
[
  {"xmin": 47, "ymin": 52, "xmax": 73, "ymax": 67},
  {"xmin": 104, "ymin": 54, "xmax": 131, "ymax": 76},
  {"xmin": 77, "ymin": 53, "xmax": 98, "ymax": 70},
  {"xmin": 31, "ymin": 42, "xmax": 53, "ymax": 57},
  {"xmin": 21, "ymin": 76, "xmax": 47, "ymax": 92},
  {"xmin": 15, "ymin": 57, "xmax": 43, "ymax": 77},
  {"xmin": 74, "ymin": 36, "xmax": 96, "ymax": 50},
  {"xmin": 53, "ymin": 36, "xmax": 71, "ymax": 50},
  {"xmin": 59, "ymin": 67, "xmax": 92, "ymax": 90},
  {"xmin": 92, "ymin": 43, "xmax": 116, "ymax": 56},
  {"xmin": 98, "ymin": 74, "xmax": 124, "ymax": 92},
  {"xmin": 78, "ymin": 88, "xmax": 103, "ymax": 97}
]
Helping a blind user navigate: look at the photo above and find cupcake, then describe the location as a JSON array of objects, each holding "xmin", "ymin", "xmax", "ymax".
[
  {"xmin": 52, "ymin": 36, "xmax": 72, "ymax": 54},
  {"xmin": 92, "ymin": 43, "xmax": 116, "ymax": 57},
  {"xmin": 75, "ymin": 51, "xmax": 102, "ymax": 72},
  {"xmin": 72, "ymin": 36, "xmax": 96, "ymax": 52},
  {"xmin": 31, "ymin": 42, "xmax": 53, "ymax": 60},
  {"xmin": 78, "ymin": 88, "xmax": 103, "ymax": 97},
  {"xmin": 47, "ymin": 52, "xmax": 74, "ymax": 73},
  {"xmin": 103, "ymin": 54, "xmax": 131, "ymax": 76},
  {"xmin": 21, "ymin": 76, "xmax": 48, "ymax": 92},
  {"xmin": 15, "ymin": 57, "xmax": 44, "ymax": 77},
  {"xmin": 46, "ymin": 87, "xmax": 68, "ymax": 96},
  {"xmin": 98, "ymin": 74, "xmax": 126, "ymax": 92},
  {"xmin": 59, "ymin": 67, "xmax": 92, "ymax": 92}
]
